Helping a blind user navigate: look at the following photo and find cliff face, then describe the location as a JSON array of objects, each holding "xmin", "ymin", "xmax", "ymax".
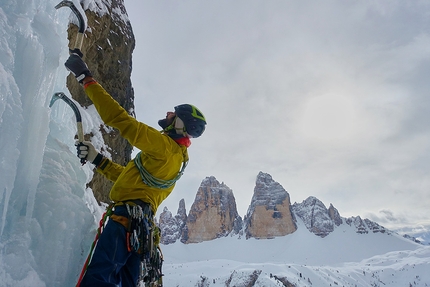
[
  {"xmin": 328, "ymin": 203, "xmax": 342, "ymax": 226},
  {"xmin": 159, "ymin": 199, "xmax": 187, "ymax": 245},
  {"xmin": 244, "ymin": 172, "xmax": 297, "ymax": 239},
  {"xmin": 66, "ymin": 0, "xmax": 135, "ymax": 203},
  {"xmin": 292, "ymin": 196, "xmax": 336, "ymax": 237},
  {"xmin": 293, "ymin": 197, "xmax": 389, "ymax": 238},
  {"xmin": 158, "ymin": 172, "xmax": 393, "ymax": 244},
  {"xmin": 345, "ymin": 216, "xmax": 388, "ymax": 234},
  {"xmin": 183, "ymin": 176, "xmax": 242, "ymax": 243}
]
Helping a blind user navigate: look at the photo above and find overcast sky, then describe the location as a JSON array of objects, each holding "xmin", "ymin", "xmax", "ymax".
[{"xmin": 123, "ymin": 0, "xmax": 430, "ymax": 231}]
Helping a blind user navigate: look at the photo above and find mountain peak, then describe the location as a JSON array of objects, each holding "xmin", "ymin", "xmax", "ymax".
[
  {"xmin": 159, "ymin": 172, "xmax": 407, "ymax": 244},
  {"xmin": 251, "ymin": 171, "xmax": 289, "ymax": 209},
  {"xmin": 293, "ymin": 196, "xmax": 335, "ymax": 237},
  {"xmin": 244, "ymin": 172, "xmax": 296, "ymax": 239},
  {"xmin": 181, "ymin": 177, "xmax": 242, "ymax": 243}
]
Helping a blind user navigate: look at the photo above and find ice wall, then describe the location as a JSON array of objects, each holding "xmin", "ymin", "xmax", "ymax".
[{"xmin": 0, "ymin": 1, "xmax": 97, "ymax": 286}]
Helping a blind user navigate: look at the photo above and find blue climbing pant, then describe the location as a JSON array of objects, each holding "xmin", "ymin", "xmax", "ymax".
[{"xmin": 80, "ymin": 206, "xmax": 140, "ymax": 287}]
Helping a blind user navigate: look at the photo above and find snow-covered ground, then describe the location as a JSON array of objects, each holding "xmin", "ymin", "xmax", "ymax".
[
  {"xmin": 161, "ymin": 218, "xmax": 430, "ymax": 286},
  {"xmin": 162, "ymin": 247, "xmax": 430, "ymax": 287}
]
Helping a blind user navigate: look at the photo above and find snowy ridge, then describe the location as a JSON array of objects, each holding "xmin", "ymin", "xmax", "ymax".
[
  {"xmin": 292, "ymin": 196, "xmax": 390, "ymax": 238},
  {"xmin": 160, "ymin": 173, "xmax": 414, "ymax": 244},
  {"xmin": 160, "ymin": 217, "xmax": 429, "ymax": 286}
]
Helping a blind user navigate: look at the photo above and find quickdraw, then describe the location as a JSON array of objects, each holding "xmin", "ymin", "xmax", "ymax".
[
  {"xmin": 125, "ymin": 203, "xmax": 164, "ymax": 286},
  {"xmin": 126, "ymin": 204, "xmax": 147, "ymax": 254}
]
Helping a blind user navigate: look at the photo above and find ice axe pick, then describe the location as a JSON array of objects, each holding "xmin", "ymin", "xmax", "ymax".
[
  {"xmin": 55, "ymin": 0, "xmax": 87, "ymax": 50},
  {"xmin": 49, "ymin": 92, "xmax": 86, "ymax": 165}
]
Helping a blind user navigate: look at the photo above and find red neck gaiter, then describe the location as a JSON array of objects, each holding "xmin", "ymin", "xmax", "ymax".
[{"xmin": 174, "ymin": 136, "xmax": 191, "ymax": 147}]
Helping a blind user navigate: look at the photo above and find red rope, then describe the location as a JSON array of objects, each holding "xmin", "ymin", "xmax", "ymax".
[{"xmin": 76, "ymin": 205, "xmax": 113, "ymax": 287}]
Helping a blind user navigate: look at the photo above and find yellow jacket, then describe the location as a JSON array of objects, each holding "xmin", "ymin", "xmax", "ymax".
[{"xmin": 84, "ymin": 82, "xmax": 188, "ymax": 214}]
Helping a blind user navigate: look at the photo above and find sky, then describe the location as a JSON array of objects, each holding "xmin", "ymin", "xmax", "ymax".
[{"xmin": 123, "ymin": 0, "xmax": 430, "ymax": 232}]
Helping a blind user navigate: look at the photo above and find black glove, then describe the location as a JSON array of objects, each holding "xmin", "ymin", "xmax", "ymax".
[
  {"xmin": 76, "ymin": 141, "xmax": 103, "ymax": 166},
  {"xmin": 65, "ymin": 51, "xmax": 92, "ymax": 83}
]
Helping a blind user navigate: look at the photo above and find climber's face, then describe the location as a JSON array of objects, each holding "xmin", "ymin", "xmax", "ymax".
[
  {"xmin": 165, "ymin": 111, "xmax": 176, "ymax": 123},
  {"xmin": 158, "ymin": 111, "xmax": 176, "ymax": 130}
]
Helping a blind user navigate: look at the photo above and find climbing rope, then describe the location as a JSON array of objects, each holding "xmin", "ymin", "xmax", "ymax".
[
  {"xmin": 134, "ymin": 151, "xmax": 188, "ymax": 189},
  {"xmin": 76, "ymin": 204, "xmax": 114, "ymax": 287}
]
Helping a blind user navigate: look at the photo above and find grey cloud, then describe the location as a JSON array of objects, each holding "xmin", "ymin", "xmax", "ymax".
[{"xmin": 126, "ymin": 0, "xmax": 430, "ymax": 227}]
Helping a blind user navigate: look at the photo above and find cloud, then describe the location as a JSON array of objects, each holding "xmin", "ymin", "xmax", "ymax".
[
  {"xmin": 366, "ymin": 209, "xmax": 430, "ymax": 236},
  {"xmin": 125, "ymin": 0, "xmax": 430, "ymax": 226},
  {"xmin": 376, "ymin": 210, "xmax": 402, "ymax": 223}
]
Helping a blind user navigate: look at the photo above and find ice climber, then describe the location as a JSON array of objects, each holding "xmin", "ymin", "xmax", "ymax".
[{"xmin": 64, "ymin": 50, "xmax": 207, "ymax": 287}]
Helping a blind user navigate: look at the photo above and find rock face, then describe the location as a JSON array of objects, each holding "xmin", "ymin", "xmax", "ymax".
[
  {"xmin": 183, "ymin": 176, "xmax": 242, "ymax": 243},
  {"xmin": 293, "ymin": 197, "xmax": 389, "ymax": 237},
  {"xmin": 159, "ymin": 199, "xmax": 187, "ymax": 245},
  {"xmin": 345, "ymin": 216, "xmax": 389, "ymax": 235},
  {"xmin": 66, "ymin": 0, "xmax": 135, "ymax": 203},
  {"xmin": 158, "ymin": 172, "xmax": 394, "ymax": 244},
  {"xmin": 328, "ymin": 203, "xmax": 342, "ymax": 226},
  {"xmin": 244, "ymin": 172, "xmax": 297, "ymax": 239},
  {"xmin": 292, "ymin": 196, "xmax": 337, "ymax": 237}
]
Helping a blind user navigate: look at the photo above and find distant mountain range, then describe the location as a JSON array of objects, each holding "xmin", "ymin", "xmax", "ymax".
[{"xmin": 158, "ymin": 171, "xmax": 425, "ymax": 245}]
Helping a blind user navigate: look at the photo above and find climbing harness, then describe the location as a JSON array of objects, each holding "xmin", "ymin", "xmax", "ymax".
[
  {"xmin": 76, "ymin": 202, "xmax": 163, "ymax": 287},
  {"xmin": 134, "ymin": 151, "xmax": 188, "ymax": 189}
]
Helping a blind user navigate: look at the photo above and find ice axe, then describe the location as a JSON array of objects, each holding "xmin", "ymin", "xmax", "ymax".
[
  {"xmin": 49, "ymin": 92, "xmax": 86, "ymax": 165},
  {"xmin": 55, "ymin": 0, "xmax": 86, "ymax": 50},
  {"xmin": 54, "ymin": 1, "xmax": 87, "ymax": 164}
]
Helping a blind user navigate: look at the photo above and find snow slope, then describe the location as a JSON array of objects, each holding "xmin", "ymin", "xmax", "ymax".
[
  {"xmin": 161, "ymin": 218, "xmax": 429, "ymax": 286},
  {"xmin": 161, "ymin": 247, "xmax": 430, "ymax": 286}
]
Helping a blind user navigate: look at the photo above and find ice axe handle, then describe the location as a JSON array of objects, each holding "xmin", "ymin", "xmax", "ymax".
[
  {"xmin": 77, "ymin": 124, "xmax": 86, "ymax": 165},
  {"xmin": 74, "ymin": 33, "xmax": 84, "ymax": 50},
  {"xmin": 76, "ymin": 123, "xmax": 86, "ymax": 165}
]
